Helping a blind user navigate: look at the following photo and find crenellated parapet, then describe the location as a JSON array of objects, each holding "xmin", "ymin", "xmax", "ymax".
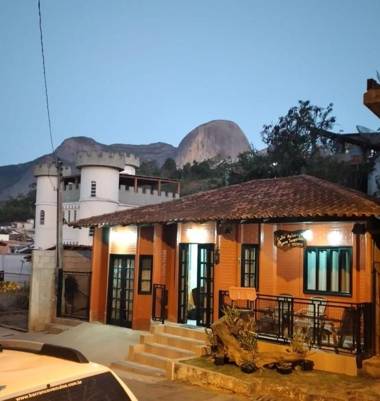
[
  {"xmin": 33, "ymin": 163, "xmax": 58, "ymax": 177},
  {"xmin": 76, "ymin": 151, "xmax": 140, "ymax": 171}
]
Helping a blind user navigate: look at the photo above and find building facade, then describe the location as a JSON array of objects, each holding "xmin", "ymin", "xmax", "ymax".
[
  {"xmin": 33, "ymin": 151, "xmax": 180, "ymax": 249},
  {"xmin": 73, "ymin": 175, "xmax": 380, "ymax": 363}
]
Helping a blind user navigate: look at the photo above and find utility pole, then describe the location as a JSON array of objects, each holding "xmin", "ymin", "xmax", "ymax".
[{"xmin": 56, "ymin": 159, "xmax": 64, "ymax": 315}]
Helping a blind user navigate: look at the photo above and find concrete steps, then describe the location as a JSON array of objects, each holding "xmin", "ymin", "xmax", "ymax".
[
  {"xmin": 143, "ymin": 342, "xmax": 194, "ymax": 359},
  {"xmin": 114, "ymin": 322, "xmax": 207, "ymax": 379}
]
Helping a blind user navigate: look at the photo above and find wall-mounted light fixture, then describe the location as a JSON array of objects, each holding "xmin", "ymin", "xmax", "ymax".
[
  {"xmin": 302, "ymin": 229, "xmax": 313, "ymax": 242},
  {"xmin": 110, "ymin": 226, "xmax": 137, "ymax": 246},
  {"xmin": 186, "ymin": 226, "xmax": 209, "ymax": 243},
  {"xmin": 327, "ymin": 230, "xmax": 343, "ymax": 246}
]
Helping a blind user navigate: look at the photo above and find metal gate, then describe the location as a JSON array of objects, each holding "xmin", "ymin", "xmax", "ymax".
[
  {"xmin": 57, "ymin": 270, "xmax": 91, "ymax": 321},
  {"xmin": 0, "ymin": 270, "xmax": 31, "ymax": 331}
]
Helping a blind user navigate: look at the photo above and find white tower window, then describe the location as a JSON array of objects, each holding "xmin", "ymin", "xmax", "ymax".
[
  {"xmin": 90, "ymin": 181, "xmax": 96, "ymax": 197},
  {"xmin": 68, "ymin": 210, "xmax": 71, "ymax": 223},
  {"xmin": 89, "ymin": 226, "xmax": 95, "ymax": 237},
  {"xmin": 74, "ymin": 210, "xmax": 77, "ymax": 222},
  {"xmin": 40, "ymin": 210, "xmax": 45, "ymax": 225}
]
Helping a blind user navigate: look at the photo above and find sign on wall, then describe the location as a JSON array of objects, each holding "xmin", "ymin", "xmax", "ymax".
[{"xmin": 274, "ymin": 230, "xmax": 306, "ymax": 249}]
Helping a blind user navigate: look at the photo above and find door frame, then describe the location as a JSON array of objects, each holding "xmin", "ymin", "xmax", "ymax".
[
  {"xmin": 177, "ymin": 243, "xmax": 214, "ymax": 327},
  {"xmin": 106, "ymin": 254, "xmax": 135, "ymax": 328}
]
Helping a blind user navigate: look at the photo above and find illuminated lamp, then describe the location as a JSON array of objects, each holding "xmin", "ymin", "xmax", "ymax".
[
  {"xmin": 302, "ymin": 229, "xmax": 313, "ymax": 242},
  {"xmin": 186, "ymin": 227, "xmax": 208, "ymax": 243},
  {"xmin": 327, "ymin": 230, "xmax": 343, "ymax": 245},
  {"xmin": 110, "ymin": 227, "xmax": 137, "ymax": 246}
]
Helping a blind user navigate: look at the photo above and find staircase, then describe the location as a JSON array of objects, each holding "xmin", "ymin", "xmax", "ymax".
[{"xmin": 111, "ymin": 323, "xmax": 207, "ymax": 379}]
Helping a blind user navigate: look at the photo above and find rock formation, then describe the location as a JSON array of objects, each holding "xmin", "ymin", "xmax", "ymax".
[{"xmin": 175, "ymin": 120, "xmax": 250, "ymax": 167}]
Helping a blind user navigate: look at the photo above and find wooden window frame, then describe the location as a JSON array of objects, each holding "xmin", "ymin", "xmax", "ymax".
[
  {"xmin": 304, "ymin": 246, "xmax": 352, "ymax": 297},
  {"xmin": 240, "ymin": 244, "xmax": 259, "ymax": 289},
  {"xmin": 90, "ymin": 181, "xmax": 96, "ymax": 197},
  {"xmin": 40, "ymin": 210, "xmax": 45, "ymax": 225},
  {"xmin": 138, "ymin": 255, "xmax": 153, "ymax": 295}
]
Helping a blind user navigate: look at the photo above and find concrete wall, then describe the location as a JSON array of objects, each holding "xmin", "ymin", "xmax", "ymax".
[
  {"xmin": 63, "ymin": 187, "xmax": 80, "ymax": 202},
  {"xmin": 29, "ymin": 250, "xmax": 56, "ymax": 331},
  {"xmin": 63, "ymin": 249, "xmax": 91, "ymax": 272},
  {"xmin": 118, "ymin": 186, "xmax": 180, "ymax": 206},
  {"xmin": 0, "ymin": 254, "xmax": 31, "ymax": 283},
  {"xmin": 34, "ymin": 175, "xmax": 58, "ymax": 250}
]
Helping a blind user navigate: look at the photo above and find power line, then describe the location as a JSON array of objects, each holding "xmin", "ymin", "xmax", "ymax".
[{"xmin": 37, "ymin": 0, "xmax": 55, "ymax": 156}]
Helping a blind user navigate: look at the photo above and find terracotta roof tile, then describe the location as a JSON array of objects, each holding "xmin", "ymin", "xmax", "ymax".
[{"xmin": 73, "ymin": 175, "xmax": 380, "ymax": 227}]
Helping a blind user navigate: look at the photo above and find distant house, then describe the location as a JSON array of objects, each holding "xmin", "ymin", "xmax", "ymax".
[
  {"xmin": 73, "ymin": 175, "xmax": 380, "ymax": 366},
  {"xmin": 33, "ymin": 151, "xmax": 180, "ymax": 249}
]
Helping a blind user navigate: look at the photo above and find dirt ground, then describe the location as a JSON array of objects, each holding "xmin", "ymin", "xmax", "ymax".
[{"xmin": 181, "ymin": 358, "xmax": 380, "ymax": 401}]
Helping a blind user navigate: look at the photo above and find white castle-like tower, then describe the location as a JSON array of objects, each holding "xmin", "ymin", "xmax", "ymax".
[
  {"xmin": 34, "ymin": 150, "xmax": 179, "ymax": 249},
  {"xmin": 76, "ymin": 151, "xmax": 138, "ymax": 245},
  {"xmin": 33, "ymin": 163, "xmax": 58, "ymax": 249}
]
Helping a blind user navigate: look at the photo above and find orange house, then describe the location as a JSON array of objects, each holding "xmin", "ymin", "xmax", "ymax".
[{"xmin": 74, "ymin": 175, "xmax": 380, "ymax": 357}]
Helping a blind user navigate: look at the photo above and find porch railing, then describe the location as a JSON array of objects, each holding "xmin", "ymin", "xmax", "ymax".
[
  {"xmin": 152, "ymin": 284, "xmax": 168, "ymax": 324},
  {"xmin": 219, "ymin": 290, "xmax": 373, "ymax": 356}
]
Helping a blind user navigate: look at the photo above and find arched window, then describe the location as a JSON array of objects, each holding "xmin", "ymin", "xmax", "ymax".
[
  {"xmin": 91, "ymin": 181, "xmax": 96, "ymax": 197},
  {"xmin": 40, "ymin": 210, "xmax": 45, "ymax": 225}
]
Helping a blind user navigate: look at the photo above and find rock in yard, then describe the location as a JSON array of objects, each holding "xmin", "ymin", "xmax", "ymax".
[
  {"xmin": 362, "ymin": 356, "xmax": 380, "ymax": 378},
  {"xmin": 240, "ymin": 362, "xmax": 257, "ymax": 374}
]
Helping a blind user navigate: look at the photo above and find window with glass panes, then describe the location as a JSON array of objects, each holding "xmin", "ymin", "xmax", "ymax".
[
  {"xmin": 304, "ymin": 247, "xmax": 351, "ymax": 295},
  {"xmin": 138, "ymin": 255, "xmax": 153, "ymax": 294},
  {"xmin": 241, "ymin": 244, "xmax": 258, "ymax": 288}
]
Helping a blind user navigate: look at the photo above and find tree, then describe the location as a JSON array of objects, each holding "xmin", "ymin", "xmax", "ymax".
[
  {"xmin": 261, "ymin": 100, "xmax": 336, "ymax": 176},
  {"xmin": 160, "ymin": 158, "xmax": 179, "ymax": 179},
  {"xmin": 137, "ymin": 160, "xmax": 160, "ymax": 177},
  {"xmin": 0, "ymin": 189, "xmax": 36, "ymax": 224},
  {"xmin": 228, "ymin": 149, "xmax": 275, "ymax": 185}
]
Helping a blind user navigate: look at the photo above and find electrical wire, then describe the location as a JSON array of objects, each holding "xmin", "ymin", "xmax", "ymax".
[{"xmin": 37, "ymin": 0, "xmax": 55, "ymax": 157}]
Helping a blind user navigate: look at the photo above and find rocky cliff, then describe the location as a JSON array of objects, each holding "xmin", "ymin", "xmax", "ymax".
[{"xmin": 175, "ymin": 120, "xmax": 250, "ymax": 167}]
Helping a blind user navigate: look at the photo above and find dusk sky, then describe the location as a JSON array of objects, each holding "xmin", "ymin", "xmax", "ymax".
[{"xmin": 1, "ymin": 0, "xmax": 380, "ymax": 166}]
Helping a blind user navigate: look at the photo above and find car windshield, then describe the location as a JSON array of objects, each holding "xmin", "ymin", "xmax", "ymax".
[{"xmin": 5, "ymin": 372, "xmax": 131, "ymax": 401}]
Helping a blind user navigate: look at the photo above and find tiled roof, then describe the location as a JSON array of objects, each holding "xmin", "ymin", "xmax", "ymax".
[{"xmin": 73, "ymin": 175, "xmax": 380, "ymax": 227}]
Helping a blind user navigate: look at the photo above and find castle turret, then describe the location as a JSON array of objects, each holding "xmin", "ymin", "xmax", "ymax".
[
  {"xmin": 76, "ymin": 151, "xmax": 126, "ymax": 245},
  {"xmin": 34, "ymin": 163, "xmax": 58, "ymax": 249}
]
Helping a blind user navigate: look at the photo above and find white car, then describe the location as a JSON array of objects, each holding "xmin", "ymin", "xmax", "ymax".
[{"xmin": 0, "ymin": 339, "xmax": 138, "ymax": 401}]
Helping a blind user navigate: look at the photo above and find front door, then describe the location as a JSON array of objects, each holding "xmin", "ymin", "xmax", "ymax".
[
  {"xmin": 107, "ymin": 255, "xmax": 135, "ymax": 328},
  {"xmin": 178, "ymin": 243, "xmax": 214, "ymax": 327}
]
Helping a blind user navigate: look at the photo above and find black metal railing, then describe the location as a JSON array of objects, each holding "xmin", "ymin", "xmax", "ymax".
[
  {"xmin": 57, "ymin": 270, "xmax": 91, "ymax": 321},
  {"xmin": 219, "ymin": 290, "xmax": 373, "ymax": 356},
  {"xmin": 152, "ymin": 284, "xmax": 168, "ymax": 324}
]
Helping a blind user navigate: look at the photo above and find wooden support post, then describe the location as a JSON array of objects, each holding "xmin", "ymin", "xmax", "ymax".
[{"xmin": 134, "ymin": 176, "xmax": 138, "ymax": 192}]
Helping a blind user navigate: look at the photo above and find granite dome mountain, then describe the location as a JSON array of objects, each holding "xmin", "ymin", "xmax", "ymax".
[{"xmin": 0, "ymin": 120, "xmax": 250, "ymax": 200}]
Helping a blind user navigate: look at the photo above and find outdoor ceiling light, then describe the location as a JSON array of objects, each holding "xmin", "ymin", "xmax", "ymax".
[
  {"xmin": 186, "ymin": 226, "xmax": 209, "ymax": 243},
  {"xmin": 302, "ymin": 229, "xmax": 313, "ymax": 242},
  {"xmin": 110, "ymin": 227, "xmax": 137, "ymax": 245},
  {"xmin": 327, "ymin": 230, "xmax": 343, "ymax": 245}
]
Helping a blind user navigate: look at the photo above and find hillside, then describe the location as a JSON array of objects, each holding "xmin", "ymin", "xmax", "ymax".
[{"xmin": 0, "ymin": 120, "xmax": 250, "ymax": 200}]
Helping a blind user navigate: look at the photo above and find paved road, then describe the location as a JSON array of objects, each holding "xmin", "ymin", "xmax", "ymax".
[
  {"xmin": 0, "ymin": 326, "xmax": 248, "ymax": 401},
  {"xmin": 123, "ymin": 377, "xmax": 247, "ymax": 401}
]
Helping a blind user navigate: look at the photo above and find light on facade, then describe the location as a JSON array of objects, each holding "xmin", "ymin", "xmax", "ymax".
[
  {"xmin": 302, "ymin": 229, "xmax": 313, "ymax": 242},
  {"xmin": 327, "ymin": 230, "xmax": 343, "ymax": 245},
  {"xmin": 110, "ymin": 227, "xmax": 137, "ymax": 246},
  {"xmin": 186, "ymin": 226, "xmax": 209, "ymax": 243}
]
